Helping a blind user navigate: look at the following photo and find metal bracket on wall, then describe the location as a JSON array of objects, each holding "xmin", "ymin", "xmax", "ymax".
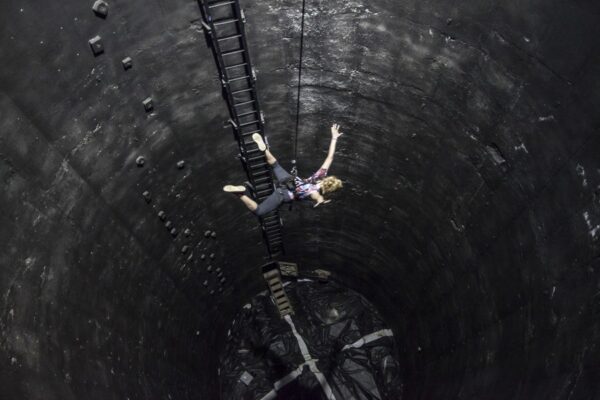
[
  {"xmin": 197, "ymin": 0, "xmax": 285, "ymax": 259},
  {"xmin": 262, "ymin": 261, "xmax": 293, "ymax": 317}
]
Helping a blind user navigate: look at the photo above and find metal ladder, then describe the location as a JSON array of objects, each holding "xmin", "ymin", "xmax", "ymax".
[
  {"xmin": 262, "ymin": 261, "xmax": 293, "ymax": 317},
  {"xmin": 197, "ymin": 0, "xmax": 284, "ymax": 258}
]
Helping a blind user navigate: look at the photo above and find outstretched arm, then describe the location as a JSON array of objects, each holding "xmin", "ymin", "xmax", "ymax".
[{"xmin": 319, "ymin": 123, "xmax": 343, "ymax": 170}]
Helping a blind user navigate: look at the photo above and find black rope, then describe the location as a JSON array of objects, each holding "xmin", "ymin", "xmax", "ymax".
[{"xmin": 292, "ymin": 0, "xmax": 307, "ymax": 173}]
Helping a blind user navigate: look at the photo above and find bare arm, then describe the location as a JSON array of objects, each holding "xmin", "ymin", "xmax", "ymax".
[
  {"xmin": 310, "ymin": 192, "xmax": 331, "ymax": 207},
  {"xmin": 319, "ymin": 123, "xmax": 343, "ymax": 170}
]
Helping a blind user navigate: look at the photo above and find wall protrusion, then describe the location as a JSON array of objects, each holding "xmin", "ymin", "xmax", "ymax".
[
  {"xmin": 88, "ymin": 36, "xmax": 104, "ymax": 56},
  {"xmin": 92, "ymin": 0, "xmax": 109, "ymax": 18},
  {"xmin": 122, "ymin": 57, "xmax": 133, "ymax": 70},
  {"xmin": 143, "ymin": 97, "xmax": 153, "ymax": 112}
]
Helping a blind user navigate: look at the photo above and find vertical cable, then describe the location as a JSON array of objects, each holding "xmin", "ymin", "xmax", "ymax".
[{"xmin": 293, "ymin": 0, "xmax": 307, "ymax": 170}]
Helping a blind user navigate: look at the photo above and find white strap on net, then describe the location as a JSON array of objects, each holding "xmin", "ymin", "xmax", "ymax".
[
  {"xmin": 284, "ymin": 314, "xmax": 312, "ymax": 361},
  {"xmin": 259, "ymin": 364, "xmax": 305, "ymax": 400},
  {"xmin": 257, "ymin": 316, "xmax": 337, "ymax": 400},
  {"xmin": 257, "ymin": 324, "xmax": 394, "ymax": 400},
  {"xmin": 341, "ymin": 329, "xmax": 394, "ymax": 351}
]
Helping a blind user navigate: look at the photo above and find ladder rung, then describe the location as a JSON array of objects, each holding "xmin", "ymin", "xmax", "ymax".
[
  {"xmin": 225, "ymin": 62, "xmax": 247, "ymax": 70},
  {"xmin": 237, "ymin": 110, "xmax": 257, "ymax": 117},
  {"xmin": 217, "ymin": 34, "xmax": 243, "ymax": 41},
  {"xmin": 252, "ymin": 175, "xmax": 270, "ymax": 182},
  {"xmin": 208, "ymin": 0, "xmax": 235, "ymax": 8},
  {"xmin": 213, "ymin": 18, "xmax": 239, "ymax": 26},
  {"xmin": 266, "ymin": 224, "xmax": 280, "ymax": 231},
  {"xmin": 248, "ymin": 155, "xmax": 265, "ymax": 163},
  {"xmin": 229, "ymin": 75, "xmax": 251, "ymax": 83},
  {"xmin": 251, "ymin": 172, "xmax": 270, "ymax": 180},
  {"xmin": 222, "ymin": 49, "xmax": 245, "ymax": 56},
  {"xmin": 242, "ymin": 130, "xmax": 261, "ymax": 137},
  {"xmin": 263, "ymin": 270, "xmax": 279, "ymax": 279},
  {"xmin": 250, "ymin": 163, "xmax": 268, "ymax": 169},
  {"xmin": 276, "ymin": 297, "xmax": 287, "ymax": 305},
  {"xmin": 239, "ymin": 119, "xmax": 259, "ymax": 126},
  {"xmin": 232, "ymin": 88, "xmax": 253, "ymax": 95},
  {"xmin": 234, "ymin": 100, "xmax": 255, "ymax": 107},
  {"xmin": 246, "ymin": 162, "xmax": 271, "ymax": 171}
]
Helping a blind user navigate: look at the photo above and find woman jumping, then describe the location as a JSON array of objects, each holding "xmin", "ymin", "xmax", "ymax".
[{"xmin": 223, "ymin": 123, "xmax": 344, "ymax": 216}]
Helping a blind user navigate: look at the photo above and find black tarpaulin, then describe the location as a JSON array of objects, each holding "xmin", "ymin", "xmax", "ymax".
[{"xmin": 220, "ymin": 279, "xmax": 403, "ymax": 399}]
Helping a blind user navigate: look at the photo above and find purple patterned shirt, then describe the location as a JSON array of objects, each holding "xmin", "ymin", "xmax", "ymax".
[{"xmin": 293, "ymin": 168, "xmax": 328, "ymax": 200}]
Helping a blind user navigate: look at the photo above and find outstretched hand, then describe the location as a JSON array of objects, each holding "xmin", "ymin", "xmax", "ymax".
[
  {"xmin": 331, "ymin": 123, "xmax": 344, "ymax": 140},
  {"xmin": 313, "ymin": 199, "xmax": 332, "ymax": 208}
]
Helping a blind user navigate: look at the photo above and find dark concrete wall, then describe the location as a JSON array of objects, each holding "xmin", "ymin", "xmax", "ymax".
[{"xmin": 1, "ymin": 0, "xmax": 600, "ymax": 399}]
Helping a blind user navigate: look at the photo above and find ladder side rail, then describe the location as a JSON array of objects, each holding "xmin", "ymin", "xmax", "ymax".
[
  {"xmin": 231, "ymin": 5, "xmax": 264, "ymax": 127},
  {"xmin": 198, "ymin": 1, "xmax": 243, "ymax": 130},
  {"xmin": 198, "ymin": 0, "xmax": 285, "ymax": 259},
  {"xmin": 229, "ymin": 3, "xmax": 284, "ymax": 257}
]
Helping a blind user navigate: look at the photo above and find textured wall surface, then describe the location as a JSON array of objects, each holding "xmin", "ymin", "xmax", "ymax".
[{"xmin": 1, "ymin": 0, "xmax": 600, "ymax": 398}]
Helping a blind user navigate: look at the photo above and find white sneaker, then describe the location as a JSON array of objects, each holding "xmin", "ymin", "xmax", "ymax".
[
  {"xmin": 223, "ymin": 185, "xmax": 246, "ymax": 193},
  {"xmin": 252, "ymin": 133, "xmax": 267, "ymax": 151}
]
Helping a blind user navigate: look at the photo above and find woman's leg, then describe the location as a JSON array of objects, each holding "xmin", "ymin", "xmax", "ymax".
[
  {"xmin": 224, "ymin": 185, "xmax": 258, "ymax": 211},
  {"xmin": 253, "ymin": 133, "xmax": 277, "ymax": 165},
  {"xmin": 239, "ymin": 195, "xmax": 258, "ymax": 212},
  {"xmin": 252, "ymin": 133, "xmax": 292, "ymax": 184},
  {"xmin": 271, "ymin": 162, "xmax": 293, "ymax": 185},
  {"xmin": 264, "ymin": 149, "xmax": 277, "ymax": 165},
  {"xmin": 253, "ymin": 190, "xmax": 284, "ymax": 217},
  {"xmin": 225, "ymin": 183, "xmax": 283, "ymax": 216}
]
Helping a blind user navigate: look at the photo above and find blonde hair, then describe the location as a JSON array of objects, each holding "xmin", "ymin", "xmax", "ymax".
[{"xmin": 320, "ymin": 176, "xmax": 343, "ymax": 195}]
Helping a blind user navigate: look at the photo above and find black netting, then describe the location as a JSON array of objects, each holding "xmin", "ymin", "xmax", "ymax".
[{"xmin": 220, "ymin": 279, "xmax": 403, "ymax": 399}]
